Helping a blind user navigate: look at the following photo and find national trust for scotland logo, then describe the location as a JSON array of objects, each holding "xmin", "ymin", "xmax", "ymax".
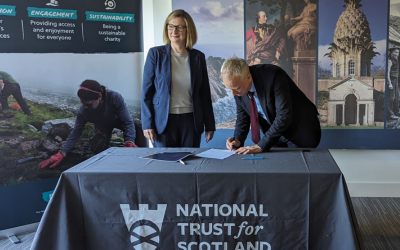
[{"xmin": 120, "ymin": 204, "xmax": 167, "ymax": 250}]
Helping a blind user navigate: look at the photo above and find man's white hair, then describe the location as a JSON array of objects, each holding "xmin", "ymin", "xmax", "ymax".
[{"xmin": 221, "ymin": 57, "xmax": 250, "ymax": 80}]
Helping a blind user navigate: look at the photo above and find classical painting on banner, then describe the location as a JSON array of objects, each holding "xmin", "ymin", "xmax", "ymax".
[
  {"xmin": 387, "ymin": 0, "xmax": 400, "ymax": 129},
  {"xmin": 0, "ymin": 0, "xmax": 143, "ymax": 188},
  {"xmin": 245, "ymin": 0, "xmax": 317, "ymax": 103},
  {"xmin": 172, "ymin": 0, "xmax": 244, "ymax": 129},
  {"xmin": 318, "ymin": 0, "xmax": 387, "ymax": 129}
]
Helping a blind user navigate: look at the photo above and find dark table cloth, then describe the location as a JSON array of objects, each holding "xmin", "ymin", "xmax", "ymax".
[{"xmin": 31, "ymin": 147, "xmax": 364, "ymax": 250}]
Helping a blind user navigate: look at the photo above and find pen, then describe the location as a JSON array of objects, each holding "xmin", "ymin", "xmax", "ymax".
[
  {"xmin": 230, "ymin": 137, "xmax": 235, "ymax": 151},
  {"xmin": 179, "ymin": 160, "xmax": 186, "ymax": 165},
  {"xmin": 242, "ymin": 157, "xmax": 264, "ymax": 160}
]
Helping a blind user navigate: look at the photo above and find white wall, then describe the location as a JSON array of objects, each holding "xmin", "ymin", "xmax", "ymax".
[
  {"xmin": 330, "ymin": 150, "xmax": 400, "ymax": 197},
  {"xmin": 142, "ymin": 0, "xmax": 172, "ymax": 60}
]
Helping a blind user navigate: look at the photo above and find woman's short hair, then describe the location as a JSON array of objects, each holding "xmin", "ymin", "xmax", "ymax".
[
  {"xmin": 77, "ymin": 80, "xmax": 106, "ymax": 101},
  {"xmin": 221, "ymin": 57, "xmax": 250, "ymax": 81},
  {"xmin": 255, "ymin": 11, "xmax": 266, "ymax": 24},
  {"xmin": 163, "ymin": 9, "xmax": 197, "ymax": 49}
]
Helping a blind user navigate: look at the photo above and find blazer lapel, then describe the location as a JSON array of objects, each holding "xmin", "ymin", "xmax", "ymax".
[
  {"xmin": 163, "ymin": 45, "xmax": 172, "ymax": 93},
  {"xmin": 188, "ymin": 49, "xmax": 198, "ymax": 96}
]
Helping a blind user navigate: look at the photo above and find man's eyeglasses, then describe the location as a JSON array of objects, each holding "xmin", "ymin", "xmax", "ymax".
[{"xmin": 167, "ymin": 24, "xmax": 186, "ymax": 32}]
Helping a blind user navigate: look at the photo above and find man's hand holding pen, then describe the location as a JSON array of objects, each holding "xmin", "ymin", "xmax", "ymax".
[{"xmin": 226, "ymin": 137, "xmax": 240, "ymax": 151}]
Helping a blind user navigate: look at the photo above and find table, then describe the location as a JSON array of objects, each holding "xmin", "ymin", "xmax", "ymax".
[{"xmin": 31, "ymin": 148, "xmax": 364, "ymax": 250}]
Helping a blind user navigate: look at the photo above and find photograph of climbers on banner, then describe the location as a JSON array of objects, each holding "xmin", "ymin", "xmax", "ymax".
[
  {"xmin": 0, "ymin": 62, "xmax": 143, "ymax": 187},
  {"xmin": 0, "ymin": 0, "xmax": 143, "ymax": 187}
]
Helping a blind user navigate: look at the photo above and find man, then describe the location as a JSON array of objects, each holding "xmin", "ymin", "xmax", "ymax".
[
  {"xmin": 38, "ymin": 80, "xmax": 137, "ymax": 168},
  {"xmin": 0, "ymin": 71, "xmax": 32, "ymax": 115},
  {"xmin": 222, "ymin": 58, "xmax": 320, "ymax": 154},
  {"xmin": 387, "ymin": 47, "xmax": 400, "ymax": 120}
]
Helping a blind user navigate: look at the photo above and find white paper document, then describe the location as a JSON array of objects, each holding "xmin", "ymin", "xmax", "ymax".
[{"xmin": 195, "ymin": 149, "xmax": 234, "ymax": 160}]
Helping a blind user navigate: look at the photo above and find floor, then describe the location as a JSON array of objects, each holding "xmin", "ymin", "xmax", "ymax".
[
  {"xmin": 1, "ymin": 197, "xmax": 399, "ymax": 250},
  {"xmin": 352, "ymin": 197, "xmax": 400, "ymax": 250},
  {"xmin": 0, "ymin": 232, "xmax": 35, "ymax": 250}
]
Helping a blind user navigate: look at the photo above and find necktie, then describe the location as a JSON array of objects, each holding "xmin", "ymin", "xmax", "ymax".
[{"xmin": 248, "ymin": 92, "xmax": 261, "ymax": 144}]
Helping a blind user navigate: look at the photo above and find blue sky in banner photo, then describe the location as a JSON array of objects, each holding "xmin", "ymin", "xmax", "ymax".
[
  {"xmin": 1, "ymin": 53, "xmax": 143, "ymax": 107},
  {"xmin": 172, "ymin": 0, "xmax": 244, "ymax": 59},
  {"xmin": 318, "ymin": 0, "xmax": 388, "ymax": 71}
]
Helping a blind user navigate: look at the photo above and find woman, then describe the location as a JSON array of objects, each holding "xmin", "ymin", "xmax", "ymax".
[
  {"xmin": 287, "ymin": 0, "xmax": 317, "ymax": 51},
  {"xmin": 246, "ymin": 11, "xmax": 286, "ymax": 66},
  {"xmin": 38, "ymin": 80, "xmax": 137, "ymax": 168},
  {"xmin": 141, "ymin": 9, "xmax": 215, "ymax": 147}
]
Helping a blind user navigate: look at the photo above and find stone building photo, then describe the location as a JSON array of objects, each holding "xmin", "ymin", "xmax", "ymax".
[{"xmin": 318, "ymin": 0, "xmax": 387, "ymax": 128}]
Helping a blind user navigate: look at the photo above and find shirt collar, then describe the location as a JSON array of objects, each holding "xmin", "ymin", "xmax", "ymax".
[{"xmin": 249, "ymin": 80, "xmax": 256, "ymax": 93}]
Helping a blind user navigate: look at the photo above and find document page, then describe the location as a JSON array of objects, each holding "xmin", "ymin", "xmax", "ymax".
[{"xmin": 195, "ymin": 149, "xmax": 234, "ymax": 160}]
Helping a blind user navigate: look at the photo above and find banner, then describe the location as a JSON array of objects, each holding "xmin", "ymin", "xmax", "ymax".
[
  {"xmin": 388, "ymin": 0, "xmax": 400, "ymax": 129},
  {"xmin": 0, "ymin": 0, "xmax": 143, "ymax": 231},
  {"xmin": 246, "ymin": 0, "xmax": 317, "ymax": 103},
  {"xmin": 0, "ymin": 0, "xmax": 141, "ymax": 53},
  {"xmin": 171, "ymin": 0, "xmax": 400, "ymax": 149},
  {"xmin": 171, "ymin": 0, "xmax": 244, "ymax": 131},
  {"xmin": 318, "ymin": 0, "xmax": 387, "ymax": 129}
]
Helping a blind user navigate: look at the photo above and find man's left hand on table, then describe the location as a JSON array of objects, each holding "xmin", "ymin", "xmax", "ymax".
[{"xmin": 234, "ymin": 144, "xmax": 262, "ymax": 154}]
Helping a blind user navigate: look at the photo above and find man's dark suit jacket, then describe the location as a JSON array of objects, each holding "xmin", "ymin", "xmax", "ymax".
[
  {"xmin": 234, "ymin": 64, "xmax": 321, "ymax": 151},
  {"xmin": 141, "ymin": 45, "xmax": 215, "ymax": 135}
]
